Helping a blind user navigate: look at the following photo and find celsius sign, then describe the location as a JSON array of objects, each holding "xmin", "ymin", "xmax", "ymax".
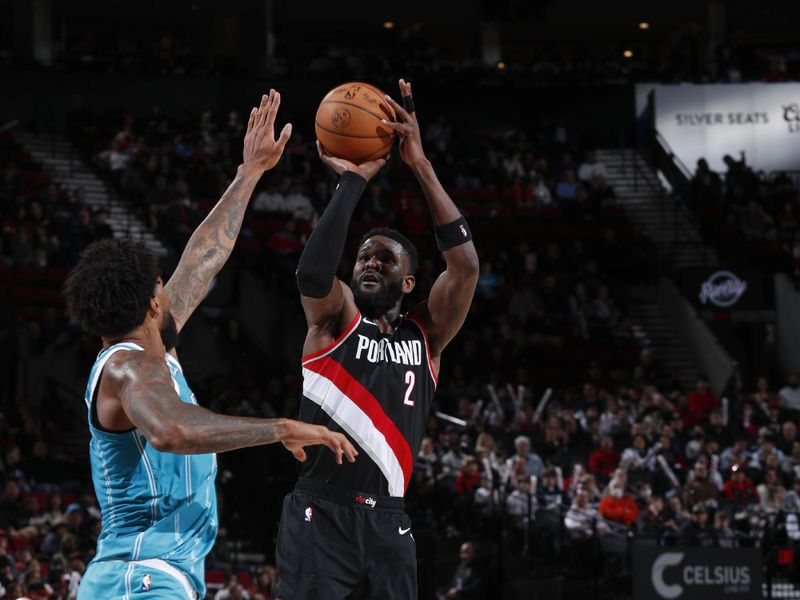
[{"xmin": 634, "ymin": 547, "xmax": 762, "ymax": 600}]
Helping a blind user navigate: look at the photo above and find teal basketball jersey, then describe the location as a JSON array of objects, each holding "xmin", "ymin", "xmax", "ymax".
[{"xmin": 84, "ymin": 343, "xmax": 218, "ymax": 597}]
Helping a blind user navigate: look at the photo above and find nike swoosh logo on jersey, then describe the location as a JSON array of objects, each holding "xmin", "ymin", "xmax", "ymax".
[
  {"xmin": 363, "ymin": 318, "xmax": 378, "ymax": 326},
  {"xmin": 398, "ymin": 526, "xmax": 411, "ymax": 535}
]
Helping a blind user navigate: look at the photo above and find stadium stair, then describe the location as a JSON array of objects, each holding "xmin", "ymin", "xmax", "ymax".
[
  {"xmin": 14, "ymin": 132, "xmax": 167, "ymax": 256},
  {"xmin": 597, "ymin": 148, "xmax": 717, "ymax": 270},
  {"xmin": 626, "ymin": 285, "xmax": 698, "ymax": 391}
]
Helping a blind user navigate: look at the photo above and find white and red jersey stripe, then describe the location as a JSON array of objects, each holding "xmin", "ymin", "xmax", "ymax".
[{"xmin": 298, "ymin": 312, "xmax": 436, "ymax": 497}]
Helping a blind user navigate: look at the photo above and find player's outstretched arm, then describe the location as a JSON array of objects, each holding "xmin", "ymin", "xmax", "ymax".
[
  {"xmin": 103, "ymin": 351, "xmax": 357, "ymax": 462},
  {"xmin": 295, "ymin": 144, "xmax": 386, "ymax": 348},
  {"xmin": 165, "ymin": 90, "xmax": 292, "ymax": 333},
  {"xmin": 383, "ymin": 79, "xmax": 479, "ymax": 357}
]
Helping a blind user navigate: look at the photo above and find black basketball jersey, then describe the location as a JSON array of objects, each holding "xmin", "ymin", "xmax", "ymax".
[{"xmin": 299, "ymin": 310, "xmax": 437, "ymax": 497}]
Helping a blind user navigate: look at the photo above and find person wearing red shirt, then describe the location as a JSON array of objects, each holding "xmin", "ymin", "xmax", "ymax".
[
  {"xmin": 455, "ymin": 457, "xmax": 483, "ymax": 496},
  {"xmin": 722, "ymin": 464, "xmax": 759, "ymax": 507},
  {"xmin": 687, "ymin": 375, "xmax": 719, "ymax": 425},
  {"xmin": 589, "ymin": 435, "xmax": 620, "ymax": 480},
  {"xmin": 599, "ymin": 470, "xmax": 639, "ymax": 527}
]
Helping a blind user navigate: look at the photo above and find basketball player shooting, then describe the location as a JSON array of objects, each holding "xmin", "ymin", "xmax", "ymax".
[
  {"xmin": 64, "ymin": 90, "xmax": 357, "ymax": 600},
  {"xmin": 275, "ymin": 79, "xmax": 479, "ymax": 600}
]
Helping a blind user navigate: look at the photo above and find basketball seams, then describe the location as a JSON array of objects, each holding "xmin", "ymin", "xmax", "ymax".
[
  {"xmin": 326, "ymin": 81, "xmax": 396, "ymax": 119},
  {"xmin": 314, "ymin": 121, "xmax": 394, "ymax": 140},
  {"xmin": 319, "ymin": 98, "xmax": 395, "ymax": 123}
]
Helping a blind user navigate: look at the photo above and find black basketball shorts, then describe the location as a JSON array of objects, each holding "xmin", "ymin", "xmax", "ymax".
[{"xmin": 274, "ymin": 477, "xmax": 417, "ymax": 600}]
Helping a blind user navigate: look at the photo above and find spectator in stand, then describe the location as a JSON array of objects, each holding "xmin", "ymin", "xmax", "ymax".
[
  {"xmin": 763, "ymin": 484, "xmax": 787, "ymax": 515},
  {"xmin": 577, "ymin": 150, "xmax": 607, "ymax": 183},
  {"xmin": 785, "ymin": 478, "xmax": 800, "ymax": 510},
  {"xmin": 506, "ymin": 478, "xmax": 535, "ymax": 530},
  {"xmin": 536, "ymin": 468, "xmax": 563, "ymax": 511},
  {"xmin": 638, "ymin": 495, "xmax": 668, "ymax": 539},
  {"xmin": 455, "ymin": 457, "xmax": 482, "ymax": 498},
  {"xmin": 702, "ymin": 409, "xmax": 732, "ymax": 448},
  {"xmin": 250, "ymin": 565, "xmax": 276, "ymax": 600},
  {"xmin": 663, "ymin": 493, "xmax": 691, "ymax": 536},
  {"xmin": 555, "ymin": 169, "xmax": 580, "ymax": 202},
  {"xmin": 690, "ymin": 158, "xmax": 723, "ymax": 208},
  {"xmin": 778, "ymin": 421, "xmax": 798, "ymax": 455},
  {"xmin": 564, "ymin": 487, "xmax": 606, "ymax": 539},
  {"xmin": 687, "ymin": 375, "xmax": 719, "ymax": 425},
  {"xmin": 599, "ymin": 469, "xmax": 639, "ymax": 526},
  {"xmin": 752, "ymin": 376, "xmax": 776, "ymax": 406},
  {"xmin": 437, "ymin": 542, "xmax": 485, "ymax": 600},
  {"xmin": 714, "ymin": 511, "xmax": 736, "ymax": 548},
  {"xmin": 686, "ymin": 460, "xmax": 721, "ymax": 508},
  {"xmin": 722, "ymin": 463, "xmax": 759, "ymax": 508},
  {"xmin": 678, "ymin": 504, "xmax": 717, "ymax": 547},
  {"xmin": 252, "ymin": 182, "xmax": 286, "ymax": 213},
  {"xmin": 577, "ymin": 473, "xmax": 602, "ymax": 503},
  {"xmin": 721, "ymin": 435, "xmax": 751, "ymax": 472},
  {"xmin": 589, "ymin": 435, "xmax": 620, "ymax": 481},
  {"xmin": 757, "ymin": 469, "xmax": 781, "ymax": 511},
  {"xmin": 214, "ymin": 574, "xmax": 249, "ymax": 599},
  {"xmin": 779, "ymin": 373, "xmax": 800, "ymax": 414},
  {"xmin": 416, "ymin": 436, "xmax": 440, "ymax": 483},
  {"xmin": 528, "ymin": 174, "xmax": 553, "ymax": 208},
  {"xmin": 0, "ymin": 480, "xmax": 23, "ymax": 531},
  {"xmin": 784, "ymin": 441, "xmax": 800, "ymax": 479},
  {"xmin": 505, "ymin": 436, "xmax": 545, "ymax": 479},
  {"xmin": 441, "ymin": 438, "xmax": 469, "ymax": 480},
  {"xmin": 750, "ymin": 432, "xmax": 785, "ymax": 472},
  {"xmin": 619, "ymin": 434, "xmax": 657, "ymax": 487}
]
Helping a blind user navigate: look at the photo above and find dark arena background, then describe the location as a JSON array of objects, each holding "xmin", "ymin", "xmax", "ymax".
[{"xmin": 2, "ymin": 0, "xmax": 800, "ymax": 598}]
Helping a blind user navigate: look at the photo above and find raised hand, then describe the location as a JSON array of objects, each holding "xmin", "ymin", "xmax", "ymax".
[
  {"xmin": 241, "ymin": 89, "xmax": 292, "ymax": 176},
  {"xmin": 316, "ymin": 141, "xmax": 387, "ymax": 182},
  {"xmin": 281, "ymin": 419, "xmax": 359, "ymax": 465},
  {"xmin": 382, "ymin": 79, "xmax": 427, "ymax": 169}
]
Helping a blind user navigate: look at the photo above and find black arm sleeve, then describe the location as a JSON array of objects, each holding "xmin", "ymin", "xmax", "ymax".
[{"xmin": 296, "ymin": 171, "xmax": 367, "ymax": 298}]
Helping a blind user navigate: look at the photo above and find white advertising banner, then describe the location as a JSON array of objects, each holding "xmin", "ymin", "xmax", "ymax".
[{"xmin": 636, "ymin": 83, "xmax": 800, "ymax": 174}]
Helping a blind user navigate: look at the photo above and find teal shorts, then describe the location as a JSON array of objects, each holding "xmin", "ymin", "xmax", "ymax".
[{"xmin": 78, "ymin": 559, "xmax": 198, "ymax": 599}]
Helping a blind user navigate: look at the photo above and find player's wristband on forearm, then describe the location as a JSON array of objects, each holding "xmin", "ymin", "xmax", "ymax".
[
  {"xmin": 296, "ymin": 171, "xmax": 366, "ymax": 298},
  {"xmin": 435, "ymin": 216, "xmax": 473, "ymax": 252}
]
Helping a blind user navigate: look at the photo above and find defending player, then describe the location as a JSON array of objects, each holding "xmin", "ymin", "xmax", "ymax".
[
  {"xmin": 66, "ymin": 91, "xmax": 357, "ymax": 600},
  {"xmin": 275, "ymin": 79, "xmax": 479, "ymax": 599}
]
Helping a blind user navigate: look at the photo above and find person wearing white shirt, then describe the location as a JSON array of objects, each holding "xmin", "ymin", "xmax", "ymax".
[
  {"xmin": 506, "ymin": 478, "xmax": 536, "ymax": 528},
  {"xmin": 283, "ymin": 184, "xmax": 314, "ymax": 220},
  {"xmin": 252, "ymin": 185, "xmax": 286, "ymax": 213},
  {"xmin": 565, "ymin": 488, "xmax": 608, "ymax": 539},
  {"xmin": 577, "ymin": 150, "xmax": 607, "ymax": 183},
  {"xmin": 619, "ymin": 435, "xmax": 658, "ymax": 472},
  {"xmin": 505, "ymin": 436, "xmax": 545, "ymax": 478}
]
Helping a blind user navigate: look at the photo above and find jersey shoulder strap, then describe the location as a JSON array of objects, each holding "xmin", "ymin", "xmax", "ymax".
[{"xmin": 84, "ymin": 342, "xmax": 144, "ymax": 410}]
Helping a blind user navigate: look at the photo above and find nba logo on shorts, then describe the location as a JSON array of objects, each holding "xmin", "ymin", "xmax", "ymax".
[
  {"xmin": 304, "ymin": 507, "xmax": 314, "ymax": 522},
  {"xmin": 142, "ymin": 574, "xmax": 152, "ymax": 591}
]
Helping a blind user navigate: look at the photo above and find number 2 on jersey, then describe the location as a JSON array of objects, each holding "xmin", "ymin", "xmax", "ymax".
[{"xmin": 404, "ymin": 370, "xmax": 415, "ymax": 407}]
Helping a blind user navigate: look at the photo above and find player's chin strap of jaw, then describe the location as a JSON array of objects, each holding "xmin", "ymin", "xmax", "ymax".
[
  {"xmin": 296, "ymin": 171, "xmax": 367, "ymax": 298},
  {"xmin": 435, "ymin": 215, "xmax": 473, "ymax": 252}
]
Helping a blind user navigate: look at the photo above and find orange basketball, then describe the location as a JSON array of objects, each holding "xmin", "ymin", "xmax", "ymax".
[{"xmin": 315, "ymin": 82, "xmax": 396, "ymax": 164}]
